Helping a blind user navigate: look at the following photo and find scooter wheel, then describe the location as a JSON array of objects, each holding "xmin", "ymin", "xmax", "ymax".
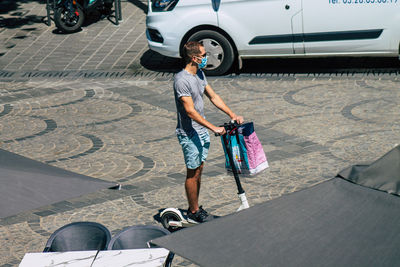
[
  {"xmin": 161, "ymin": 211, "xmax": 181, "ymax": 232},
  {"xmin": 54, "ymin": 3, "xmax": 85, "ymax": 33}
]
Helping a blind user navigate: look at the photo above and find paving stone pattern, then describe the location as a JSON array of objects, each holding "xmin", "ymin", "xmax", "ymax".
[
  {"xmin": 0, "ymin": 1, "xmax": 400, "ymax": 267},
  {"xmin": 0, "ymin": 1, "xmax": 158, "ymax": 72},
  {"xmin": 0, "ymin": 76, "xmax": 399, "ymax": 266}
]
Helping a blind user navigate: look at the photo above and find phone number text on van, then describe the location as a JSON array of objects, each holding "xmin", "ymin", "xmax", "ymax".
[{"xmin": 330, "ymin": 0, "xmax": 397, "ymax": 4}]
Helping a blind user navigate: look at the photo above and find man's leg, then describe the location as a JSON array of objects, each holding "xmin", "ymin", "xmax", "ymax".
[{"xmin": 185, "ymin": 162, "xmax": 204, "ymax": 213}]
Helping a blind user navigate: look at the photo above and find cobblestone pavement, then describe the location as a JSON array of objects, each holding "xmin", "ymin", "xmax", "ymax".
[{"xmin": 1, "ymin": 1, "xmax": 400, "ymax": 267}]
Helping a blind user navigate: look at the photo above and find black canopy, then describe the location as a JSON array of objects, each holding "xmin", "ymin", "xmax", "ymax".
[
  {"xmin": 0, "ymin": 149, "xmax": 116, "ymax": 218},
  {"xmin": 152, "ymin": 146, "xmax": 400, "ymax": 267},
  {"xmin": 337, "ymin": 145, "xmax": 400, "ymax": 196}
]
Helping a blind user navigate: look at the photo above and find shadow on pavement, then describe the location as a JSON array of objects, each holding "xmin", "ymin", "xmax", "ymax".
[
  {"xmin": 0, "ymin": 0, "xmax": 47, "ymax": 29},
  {"xmin": 0, "ymin": 15, "xmax": 45, "ymax": 29},
  {"xmin": 239, "ymin": 57, "xmax": 400, "ymax": 75},
  {"xmin": 153, "ymin": 209, "xmax": 163, "ymax": 224},
  {"xmin": 82, "ymin": 11, "xmax": 114, "ymax": 27},
  {"xmin": 127, "ymin": 0, "xmax": 148, "ymax": 13},
  {"xmin": 141, "ymin": 49, "xmax": 400, "ymax": 75},
  {"xmin": 0, "ymin": 0, "xmax": 46, "ymax": 15},
  {"xmin": 140, "ymin": 50, "xmax": 182, "ymax": 73}
]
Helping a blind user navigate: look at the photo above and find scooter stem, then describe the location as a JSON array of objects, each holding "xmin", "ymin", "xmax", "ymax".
[{"xmin": 237, "ymin": 193, "xmax": 249, "ymax": 211}]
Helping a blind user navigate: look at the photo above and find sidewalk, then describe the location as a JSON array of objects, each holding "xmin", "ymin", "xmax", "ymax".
[{"xmin": 0, "ymin": 0, "xmax": 180, "ymax": 73}]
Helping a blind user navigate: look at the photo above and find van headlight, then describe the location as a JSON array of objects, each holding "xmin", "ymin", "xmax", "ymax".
[{"xmin": 151, "ymin": 0, "xmax": 179, "ymax": 12}]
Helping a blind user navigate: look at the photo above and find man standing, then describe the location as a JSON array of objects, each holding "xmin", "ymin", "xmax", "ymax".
[{"xmin": 174, "ymin": 41, "xmax": 243, "ymax": 223}]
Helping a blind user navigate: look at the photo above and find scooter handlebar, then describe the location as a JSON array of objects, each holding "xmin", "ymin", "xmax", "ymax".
[{"xmin": 214, "ymin": 120, "xmax": 240, "ymax": 136}]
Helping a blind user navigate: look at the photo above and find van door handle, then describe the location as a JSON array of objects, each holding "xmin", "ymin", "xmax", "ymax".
[{"xmin": 285, "ymin": 5, "xmax": 290, "ymax": 9}]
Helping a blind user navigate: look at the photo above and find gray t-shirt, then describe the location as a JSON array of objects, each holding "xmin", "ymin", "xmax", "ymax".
[{"xmin": 174, "ymin": 69, "xmax": 208, "ymax": 136}]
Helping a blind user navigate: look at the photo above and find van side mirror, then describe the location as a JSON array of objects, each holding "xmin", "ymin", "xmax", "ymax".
[{"xmin": 212, "ymin": 0, "xmax": 221, "ymax": 12}]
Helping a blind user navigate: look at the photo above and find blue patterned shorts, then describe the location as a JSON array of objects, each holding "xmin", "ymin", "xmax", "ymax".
[{"xmin": 177, "ymin": 131, "xmax": 210, "ymax": 169}]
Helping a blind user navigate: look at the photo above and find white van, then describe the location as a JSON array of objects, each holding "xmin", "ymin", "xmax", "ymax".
[{"xmin": 146, "ymin": 0, "xmax": 400, "ymax": 75}]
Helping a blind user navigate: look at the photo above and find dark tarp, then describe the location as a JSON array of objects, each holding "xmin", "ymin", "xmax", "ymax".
[
  {"xmin": 0, "ymin": 149, "xmax": 117, "ymax": 219},
  {"xmin": 152, "ymin": 146, "xmax": 400, "ymax": 267},
  {"xmin": 337, "ymin": 145, "xmax": 400, "ymax": 196}
]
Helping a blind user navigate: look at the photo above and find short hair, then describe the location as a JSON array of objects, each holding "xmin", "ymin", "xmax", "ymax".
[{"xmin": 182, "ymin": 41, "xmax": 203, "ymax": 64}]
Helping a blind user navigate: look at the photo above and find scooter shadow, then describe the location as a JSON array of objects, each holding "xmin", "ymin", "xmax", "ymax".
[{"xmin": 153, "ymin": 208, "xmax": 164, "ymax": 224}]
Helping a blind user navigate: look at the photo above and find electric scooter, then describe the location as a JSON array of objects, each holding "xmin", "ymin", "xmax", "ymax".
[{"xmin": 161, "ymin": 121, "xmax": 250, "ymax": 232}]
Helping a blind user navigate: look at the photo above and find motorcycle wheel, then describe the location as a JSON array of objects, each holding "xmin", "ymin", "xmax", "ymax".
[{"xmin": 54, "ymin": 3, "xmax": 85, "ymax": 33}]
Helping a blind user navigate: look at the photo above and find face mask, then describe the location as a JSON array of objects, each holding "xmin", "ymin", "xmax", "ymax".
[{"xmin": 197, "ymin": 56, "xmax": 208, "ymax": 69}]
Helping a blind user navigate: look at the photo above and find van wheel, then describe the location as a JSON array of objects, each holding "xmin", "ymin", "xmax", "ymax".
[
  {"xmin": 188, "ymin": 30, "xmax": 234, "ymax": 76},
  {"xmin": 398, "ymin": 43, "xmax": 400, "ymax": 61}
]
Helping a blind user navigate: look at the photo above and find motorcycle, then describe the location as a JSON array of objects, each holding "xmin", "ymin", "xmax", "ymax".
[{"xmin": 46, "ymin": 0, "xmax": 115, "ymax": 33}]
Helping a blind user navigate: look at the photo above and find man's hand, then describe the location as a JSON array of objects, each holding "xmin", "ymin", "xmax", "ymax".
[
  {"xmin": 231, "ymin": 115, "xmax": 244, "ymax": 124},
  {"xmin": 213, "ymin": 126, "xmax": 226, "ymax": 136}
]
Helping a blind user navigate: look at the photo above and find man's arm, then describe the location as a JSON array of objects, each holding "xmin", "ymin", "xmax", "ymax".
[
  {"xmin": 180, "ymin": 96, "xmax": 226, "ymax": 135},
  {"xmin": 204, "ymin": 84, "xmax": 244, "ymax": 124}
]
